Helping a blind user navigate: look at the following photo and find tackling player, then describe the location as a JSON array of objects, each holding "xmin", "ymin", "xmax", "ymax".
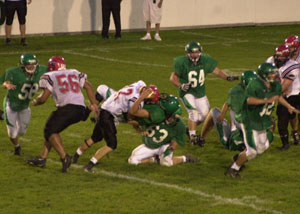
[
  {"xmin": 26, "ymin": 56, "xmax": 98, "ymax": 173},
  {"xmin": 170, "ymin": 41, "xmax": 239, "ymax": 146},
  {"xmin": 128, "ymin": 93, "xmax": 199, "ymax": 166},
  {"xmin": 2, "ymin": 53, "xmax": 48, "ymax": 155}
]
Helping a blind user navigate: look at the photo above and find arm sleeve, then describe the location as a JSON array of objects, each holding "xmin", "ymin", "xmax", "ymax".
[{"xmin": 39, "ymin": 75, "xmax": 53, "ymax": 92}]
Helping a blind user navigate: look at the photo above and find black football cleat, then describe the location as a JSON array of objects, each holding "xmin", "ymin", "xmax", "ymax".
[
  {"xmin": 72, "ymin": 153, "xmax": 80, "ymax": 164},
  {"xmin": 83, "ymin": 161, "xmax": 95, "ymax": 172},
  {"xmin": 225, "ymin": 167, "xmax": 240, "ymax": 178},
  {"xmin": 291, "ymin": 131, "xmax": 299, "ymax": 145},
  {"xmin": 61, "ymin": 154, "xmax": 72, "ymax": 173},
  {"xmin": 27, "ymin": 156, "xmax": 46, "ymax": 168},
  {"xmin": 184, "ymin": 154, "xmax": 200, "ymax": 163},
  {"xmin": 14, "ymin": 146, "xmax": 21, "ymax": 156}
]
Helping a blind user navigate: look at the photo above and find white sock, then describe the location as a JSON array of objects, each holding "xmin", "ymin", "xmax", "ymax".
[
  {"xmin": 189, "ymin": 130, "xmax": 196, "ymax": 136},
  {"xmin": 182, "ymin": 156, "xmax": 187, "ymax": 163},
  {"xmin": 91, "ymin": 157, "xmax": 98, "ymax": 164},
  {"xmin": 146, "ymin": 33, "xmax": 150, "ymax": 36},
  {"xmin": 76, "ymin": 148, "xmax": 83, "ymax": 156},
  {"xmin": 231, "ymin": 162, "xmax": 240, "ymax": 171},
  {"xmin": 15, "ymin": 144, "xmax": 20, "ymax": 148}
]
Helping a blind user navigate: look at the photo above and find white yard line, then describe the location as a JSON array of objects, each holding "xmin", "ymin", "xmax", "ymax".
[{"xmin": 47, "ymin": 159, "xmax": 284, "ymax": 214}]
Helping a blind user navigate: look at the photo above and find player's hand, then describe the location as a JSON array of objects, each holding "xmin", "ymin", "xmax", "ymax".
[
  {"xmin": 180, "ymin": 83, "xmax": 191, "ymax": 92},
  {"xmin": 226, "ymin": 76, "xmax": 239, "ymax": 81},
  {"xmin": 141, "ymin": 87, "xmax": 154, "ymax": 99},
  {"xmin": 288, "ymin": 106, "xmax": 300, "ymax": 114},
  {"xmin": 6, "ymin": 83, "xmax": 16, "ymax": 90}
]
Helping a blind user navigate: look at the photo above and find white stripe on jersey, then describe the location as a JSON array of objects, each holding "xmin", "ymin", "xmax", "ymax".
[
  {"xmin": 101, "ymin": 80, "xmax": 146, "ymax": 117},
  {"xmin": 39, "ymin": 69, "xmax": 87, "ymax": 107},
  {"xmin": 279, "ymin": 60, "xmax": 300, "ymax": 97}
]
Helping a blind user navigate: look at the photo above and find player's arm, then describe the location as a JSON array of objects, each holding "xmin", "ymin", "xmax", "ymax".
[
  {"xmin": 217, "ymin": 103, "xmax": 229, "ymax": 123},
  {"xmin": 281, "ymin": 78, "xmax": 293, "ymax": 95},
  {"xmin": 32, "ymin": 88, "xmax": 51, "ymax": 106},
  {"xmin": 83, "ymin": 80, "xmax": 99, "ymax": 117},
  {"xmin": 128, "ymin": 88, "xmax": 153, "ymax": 118},
  {"xmin": 169, "ymin": 72, "xmax": 181, "ymax": 87},
  {"xmin": 3, "ymin": 80, "xmax": 16, "ymax": 90},
  {"xmin": 247, "ymin": 95, "xmax": 279, "ymax": 105},
  {"xmin": 278, "ymin": 96, "xmax": 300, "ymax": 114},
  {"xmin": 212, "ymin": 67, "xmax": 239, "ymax": 81},
  {"xmin": 163, "ymin": 140, "xmax": 178, "ymax": 157}
]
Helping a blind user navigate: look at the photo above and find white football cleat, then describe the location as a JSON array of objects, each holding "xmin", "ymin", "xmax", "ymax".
[
  {"xmin": 140, "ymin": 34, "xmax": 151, "ymax": 40},
  {"xmin": 154, "ymin": 34, "xmax": 162, "ymax": 41}
]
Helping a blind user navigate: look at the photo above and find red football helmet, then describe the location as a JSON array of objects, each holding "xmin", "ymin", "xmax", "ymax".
[
  {"xmin": 274, "ymin": 44, "xmax": 290, "ymax": 68},
  {"xmin": 148, "ymin": 85, "xmax": 160, "ymax": 103},
  {"xmin": 48, "ymin": 56, "xmax": 66, "ymax": 71},
  {"xmin": 284, "ymin": 35, "xmax": 300, "ymax": 56}
]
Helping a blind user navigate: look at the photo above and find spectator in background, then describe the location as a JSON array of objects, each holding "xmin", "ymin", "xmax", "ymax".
[
  {"xmin": 4, "ymin": 0, "xmax": 32, "ymax": 46},
  {"xmin": 140, "ymin": 0, "xmax": 163, "ymax": 41},
  {"xmin": 102, "ymin": 0, "xmax": 122, "ymax": 40}
]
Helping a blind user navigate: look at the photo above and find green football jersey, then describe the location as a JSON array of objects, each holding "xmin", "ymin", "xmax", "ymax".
[
  {"xmin": 138, "ymin": 103, "xmax": 166, "ymax": 128},
  {"xmin": 0, "ymin": 71, "xmax": 6, "ymax": 84},
  {"xmin": 225, "ymin": 83, "xmax": 246, "ymax": 123},
  {"xmin": 173, "ymin": 54, "xmax": 218, "ymax": 98},
  {"xmin": 4, "ymin": 65, "xmax": 48, "ymax": 112},
  {"xmin": 142, "ymin": 118, "xmax": 186, "ymax": 149},
  {"xmin": 243, "ymin": 79, "xmax": 281, "ymax": 130}
]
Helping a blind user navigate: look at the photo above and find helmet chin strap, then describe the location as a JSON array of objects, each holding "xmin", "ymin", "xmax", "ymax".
[{"xmin": 188, "ymin": 53, "xmax": 200, "ymax": 63}]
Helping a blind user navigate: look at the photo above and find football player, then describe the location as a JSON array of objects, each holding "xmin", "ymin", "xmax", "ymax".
[
  {"xmin": 128, "ymin": 94, "xmax": 199, "ymax": 166},
  {"xmin": 226, "ymin": 63, "xmax": 299, "ymax": 178},
  {"xmin": 72, "ymin": 81, "xmax": 157, "ymax": 172},
  {"xmin": 284, "ymin": 35, "xmax": 300, "ymax": 145},
  {"xmin": 26, "ymin": 56, "xmax": 99, "ymax": 173},
  {"xmin": 274, "ymin": 45, "xmax": 300, "ymax": 150},
  {"xmin": 2, "ymin": 53, "xmax": 48, "ymax": 155},
  {"xmin": 170, "ymin": 41, "xmax": 239, "ymax": 146}
]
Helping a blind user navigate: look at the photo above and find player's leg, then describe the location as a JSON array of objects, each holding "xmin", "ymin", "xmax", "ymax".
[
  {"xmin": 277, "ymin": 103, "xmax": 292, "ymax": 150},
  {"xmin": 5, "ymin": 102, "xmax": 21, "ymax": 155},
  {"xmin": 128, "ymin": 144, "xmax": 159, "ymax": 165},
  {"xmin": 84, "ymin": 110, "xmax": 116, "ymax": 171}
]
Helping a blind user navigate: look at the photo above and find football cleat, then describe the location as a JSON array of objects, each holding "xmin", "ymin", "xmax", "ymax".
[
  {"xmin": 61, "ymin": 154, "xmax": 72, "ymax": 173},
  {"xmin": 280, "ymin": 143, "xmax": 290, "ymax": 151},
  {"xmin": 291, "ymin": 131, "xmax": 299, "ymax": 145},
  {"xmin": 154, "ymin": 34, "xmax": 162, "ymax": 41},
  {"xmin": 14, "ymin": 146, "xmax": 21, "ymax": 156},
  {"xmin": 184, "ymin": 154, "xmax": 200, "ymax": 163},
  {"xmin": 83, "ymin": 161, "xmax": 95, "ymax": 173},
  {"xmin": 27, "ymin": 156, "xmax": 46, "ymax": 168},
  {"xmin": 72, "ymin": 153, "xmax": 80, "ymax": 164},
  {"xmin": 225, "ymin": 167, "xmax": 240, "ymax": 178}
]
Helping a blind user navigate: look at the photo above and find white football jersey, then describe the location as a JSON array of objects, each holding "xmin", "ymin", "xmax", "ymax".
[
  {"xmin": 101, "ymin": 80, "xmax": 146, "ymax": 117},
  {"xmin": 39, "ymin": 69, "xmax": 86, "ymax": 107},
  {"xmin": 279, "ymin": 59, "xmax": 300, "ymax": 97},
  {"xmin": 295, "ymin": 53, "xmax": 300, "ymax": 63}
]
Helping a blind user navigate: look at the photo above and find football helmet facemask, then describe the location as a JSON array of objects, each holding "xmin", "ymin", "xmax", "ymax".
[
  {"xmin": 48, "ymin": 56, "xmax": 66, "ymax": 71},
  {"xmin": 185, "ymin": 42, "xmax": 202, "ymax": 63},
  {"xmin": 240, "ymin": 70, "xmax": 257, "ymax": 88},
  {"xmin": 20, "ymin": 53, "xmax": 38, "ymax": 74},
  {"xmin": 273, "ymin": 44, "xmax": 290, "ymax": 68},
  {"xmin": 257, "ymin": 63, "xmax": 278, "ymax": 82}
]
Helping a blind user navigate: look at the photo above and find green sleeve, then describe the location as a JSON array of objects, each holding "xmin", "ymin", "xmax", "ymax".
[{"xmin": 202, "ymin": 54, "xmax": 218, "ymax": 74}]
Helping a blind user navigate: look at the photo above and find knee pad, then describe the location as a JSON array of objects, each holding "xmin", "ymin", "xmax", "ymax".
[
  {"xmin": 7, "ymin": 128, "xmax": 18, "ymax": 139},
  {"xmin": 106, "ymin": 138, "xmax": 117, "ymax": 150},
  {"xmin": 160, "ymin": 156, "xmax": 173, "ymax": 167},
  {"xmin": 257, "ymin": 141, "xmax": 269, "ymax": 154},
  {"xmin": 246, "ymin": 147, "xmax": 257, "ymax": 160},
  {"xmin": 44, "ymin": 128, "xmax": 54, "ymax": 141},
  {"xmin": 188, "ymin": 110, "xmax": 199, "ymax": 122}
]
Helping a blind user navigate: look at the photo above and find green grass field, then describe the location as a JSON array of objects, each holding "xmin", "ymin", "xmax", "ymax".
[{"xmin": 1, "ymin": 25, "xmax": 300, "ymax": 214}]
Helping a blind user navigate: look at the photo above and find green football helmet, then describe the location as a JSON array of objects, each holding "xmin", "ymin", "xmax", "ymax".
[
  {"xmin": 20, "ymin": 53, "xmax": 38, "ymax": 74},
  {"xmin": 160, "ymin": 94, "xmax": 182, "ymax": 117},
  {"xmin": 185, "ymin": 42, "xmax": 202, "ymax": 63},
  {"xmin": 257, "ymin": 63, "xmax": 278, "ymax": 82},
  {"xmin": 240, "ymin": 70, "xmax": 257, "ymax": 87}
]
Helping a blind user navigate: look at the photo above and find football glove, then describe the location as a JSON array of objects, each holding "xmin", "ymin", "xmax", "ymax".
[
  {"xmin": 180, "ymin": 82, "xmax": 191, "ymax": 92},
  {"xmin": 226, "ymin": 76, "xmax": 239, "ymax": 81}
]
